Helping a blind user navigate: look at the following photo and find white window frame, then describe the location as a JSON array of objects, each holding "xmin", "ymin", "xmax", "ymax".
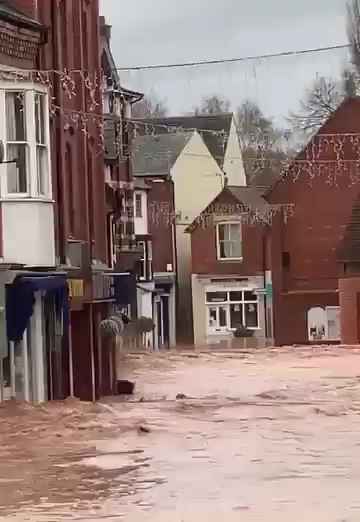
[
  {"xmin": 138, "ymin": 240, "xmax": 146, "ymax": 281},
  {"xmin": 205, "ymin": 289, "xmax": 260, "ymax": 334},
  {"xmin": 134, "ymin": 191, "xmax": 143, "ymax": 218},
  {"xmin": 0, "ymin": 82, "xmax": 52, "ymax": 200},
  {"xmin": 307, "ymin": 306, "xmax": 340, "ymax": 342},
  {"xmin": 216, "ymin": 221, "xmax": 242, "ymax": 261}
]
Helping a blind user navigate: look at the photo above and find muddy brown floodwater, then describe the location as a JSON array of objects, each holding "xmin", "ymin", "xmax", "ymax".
[{"xmin": 2, "ymin": 345, "xmax": 360, "ymax": 521}]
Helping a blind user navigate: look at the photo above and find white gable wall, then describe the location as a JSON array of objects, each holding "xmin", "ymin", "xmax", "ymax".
[
  {"xmin": 171, "ymin": 131, "xmax": 223, "ymax": 223},
  {"xmin": 170, "ymin": 131, "xmax": 224, "ymax": 343},
  {"xmin": 223, "ymin": 116, "xmax": 246, "ymax": 187}
]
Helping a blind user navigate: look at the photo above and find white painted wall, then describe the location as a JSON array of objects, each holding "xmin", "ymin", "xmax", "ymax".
[
  {"xmin": 192, "ymin": 275, "xmax": 266, "ymax": 346},
  {"xmin": 223, "ymin": 117, "xmax": 246, "ymax": 186},
  {"xmin": 172, "ymin": 131, "xmax": 223, "ymax": 224},
  {"xmin": 134, "ymin": 190, "xmax": 148, "ymax": 236},
  {"xmin": 137, "ymin": 283, "xmax": 154, "ymax": 349},
  {"xmin": 2, "ymin": 201, "xmax": 55, "ymax": 267}
]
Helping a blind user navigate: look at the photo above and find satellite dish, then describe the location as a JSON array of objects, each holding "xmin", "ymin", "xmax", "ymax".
[{"xmin": 0, "ymin": 141, "xmax": 4, "ymax": 164}]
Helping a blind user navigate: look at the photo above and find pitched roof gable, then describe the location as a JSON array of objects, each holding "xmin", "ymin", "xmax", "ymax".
[
  {"xmin": 133, "ymin": 113, "xmax": 233, "ymax": 168},
  {"xmin": 267, "ymin": 96, "xmax": 360, "ymax": 198},
  {"xmin": 132, "ymin": 132, "xmax": 193, "ymax": 177},
  {"xmin": 185, "ymin": 185, "xmax": 270, "ymax": 233}
]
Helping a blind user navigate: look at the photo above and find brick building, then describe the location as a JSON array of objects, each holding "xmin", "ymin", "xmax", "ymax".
[
  {"xmin": 268, "ymin": 97, "xmax": 360, "ymax": 346},
  {"xmin": 186, "ymin": 185, "xmax": 272, "ymax": 346},
  {"xmin": 338, "ymin": 193, "xmax": 360, "ymax": 344},
  {"xmin": 0, "ymin": 0, "xmax": 145, "ymax": 402}
]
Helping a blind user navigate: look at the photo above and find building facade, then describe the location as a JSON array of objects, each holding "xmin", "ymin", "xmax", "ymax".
[
  {"xmin": 187, "ymin": 185, "xmax": 271, "ymax": 347},
  {"xmin": 133, "ymin": 114, "xmax": 246, "ymax": 344},
  {"xmin": 0, "ymin": 1, "xmax": 67, "ymax": 402},
  {"xmin": 268, "ymin": 98, "xmax": 360, "ymax": 346}
]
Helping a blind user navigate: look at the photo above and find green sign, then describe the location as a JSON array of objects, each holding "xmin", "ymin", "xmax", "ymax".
[{"xmin": 266, "ymin": 284, "xmax": 273, "ymax": 299}]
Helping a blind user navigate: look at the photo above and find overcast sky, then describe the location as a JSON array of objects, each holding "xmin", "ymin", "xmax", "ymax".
[{"xmin": 100, "ymin": 0, "xmax": 349, "ymax": 125}]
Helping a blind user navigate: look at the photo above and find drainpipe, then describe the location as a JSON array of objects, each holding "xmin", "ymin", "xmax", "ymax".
[
  {"xmin": 51, "ymin": 1, "xmax": 66, "ymax": 264},
  {"xmin": 68, "ymin": 313, "xmax": 74, "ymax": 397},
  {"xmin": 89, "ymin": 303, "xmax": 96, "ymax": 402}
]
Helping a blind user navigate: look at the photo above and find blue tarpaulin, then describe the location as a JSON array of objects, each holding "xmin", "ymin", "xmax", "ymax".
[{"xmin": 6, "ymin": 274, "xmax": 69, "ymax": 342}]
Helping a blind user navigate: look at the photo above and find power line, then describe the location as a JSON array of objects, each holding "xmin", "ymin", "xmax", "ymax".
[{"xmin": 117, "ymin": 44, "xmax": 350, "ymax": 72}]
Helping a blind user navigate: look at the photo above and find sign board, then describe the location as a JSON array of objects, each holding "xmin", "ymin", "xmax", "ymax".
[{"xmin": 266, "ymin": 284, "xmax": 273, "ymax": 298}]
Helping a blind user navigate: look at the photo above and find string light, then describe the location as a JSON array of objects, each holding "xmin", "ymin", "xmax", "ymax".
[{"xmin": 148, "ymin": 201, "xmax": 296, "ymax": 228}]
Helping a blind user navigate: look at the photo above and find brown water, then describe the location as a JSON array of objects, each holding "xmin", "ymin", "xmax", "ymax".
[{"xmin": 2, "ymin": 346, "xmax": 360, "ymax": 521}]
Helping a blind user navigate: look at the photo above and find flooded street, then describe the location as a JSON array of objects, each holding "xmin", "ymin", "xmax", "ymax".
[{"xmin": 2, "ymin": 346, "xmax": 360, "ymax": 521}]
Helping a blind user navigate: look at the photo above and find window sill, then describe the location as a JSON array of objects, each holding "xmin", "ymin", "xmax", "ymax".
[
  {"xmin": 0, "ymin": 197, "xmax": 54, "ymax": 203},
  {"xmin": 217, "ymin": 257, "xmax": 243, "ymax": 262}
]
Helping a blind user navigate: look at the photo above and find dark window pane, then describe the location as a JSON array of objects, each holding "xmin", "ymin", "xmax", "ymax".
[
  {"xmin": 6, "ymin": 92, "xmax": 26, "ymax": 141},
  {"xmin": 7, "ymin": 144, "xmax": 27, "ymax": 193},
  {"xmin": 218, "ymin": 224, "xmax": 226, "ymax": 241},
  {"xmin": 245, "ymin": 303, "xmax": 258, "ymax": 328},
  {"xmin": 208, "ymin": 308, "xmax": 217, "ymax": 327},
  {"xmin": 135, "ymin": 194, "xmax": 142, "ymax": 218},
  {"xmin": 206, "ymin": 292, "xmax": 227, "ymax": 303},
  {"xmin": 230, "ymin": 291, "xmax": 243, "ymax": 302},
  {"xmin": 219, "ymin": 307, "xmax": 227, "ymax": 327},
  {"xmin": 230, "ymin": 304, "xmax": 243, "ymax": 329},
  {"xmin": 35, "ymin": 94, "xmax": 46, "ymax": 144},
  {"xmin": 244, "ymin": 291, "xmax": 257, "ymax": 301}
]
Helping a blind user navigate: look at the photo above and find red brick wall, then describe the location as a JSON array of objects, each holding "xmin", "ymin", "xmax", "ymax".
[
  {"xmin": 190, "ymin": 191, "xmax": 266, "ymax": 276},
  {"xmin": 147, "ymin": 179, "xmax": 175, "ymax": 273},
  {"xmin": 38, "ymin": 0, "xmax": 107, "ymax": 265},
  {"xmin": 268, "ymin": 98, "xmax": 360, "ymax": 345},
  {"xmin": 12, "ymin": 0, "xmax": 37, "ymax": 18},
  {"xmin": 339, "ymin": 276, "xmax": 360, "ymax": 344}
]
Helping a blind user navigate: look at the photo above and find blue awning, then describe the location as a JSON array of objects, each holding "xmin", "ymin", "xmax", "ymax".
[{"xmin": 6, "ymin": 274, "xmax": 69, "ymax": 342}]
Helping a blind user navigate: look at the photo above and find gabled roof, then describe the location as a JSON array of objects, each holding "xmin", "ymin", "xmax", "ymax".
[
  {"xmin": 250, "ymin": 167, "xmax": 280, "ymax": 189},
  {"xmin": 132, "ymin": 132, "xmax": 193, "ymax": 177},
  {"xmin": 0, "ymin": 0, "xmax": 43, "ymax": 30},
  {"xmin": 185, "ymin": 185, "xmax": 270, "ymax": 233},
  {"xmin": 133, "ymin": 113, "xmax": 233, "ymax": 168},
  {"xmin": 338, "ymin": 191, "xmax": 360, "ymax": 262},
  {"xmin": 266, "ymin": 96, "xmax": 360, "ymax": 198}
]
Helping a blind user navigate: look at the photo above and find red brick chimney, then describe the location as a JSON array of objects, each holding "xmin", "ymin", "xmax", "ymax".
[{"xmin": 12, "ymin": 0, "xmax": 37, "ymax": 19}]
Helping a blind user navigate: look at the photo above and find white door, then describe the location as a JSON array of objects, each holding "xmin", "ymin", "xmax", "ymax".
[{"xmin": 207, "ymin": 305, "xmax": 229, "ymax": 335}]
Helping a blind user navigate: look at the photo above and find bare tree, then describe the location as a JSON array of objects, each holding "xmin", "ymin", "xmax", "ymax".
[
  {"xmin": 288, "ymin": 76, "xmax": 344, "ymax": 135},
  {"xmin": 132, "ymin": 92, "xmax": 168, "ymax": 118},
  {"xmin": 236, "ymin": 99, "xmax": 288, "ymax": 182},
  {"xmin": 194, "ymin": 95, "xmax": 231, "ymax": 115},
  {"xmin": 236, "ymin": 100, "xmax": 278, "ymax": 149},
  {"xmin": 347, "ymin": 0, "xmax": 360, "ymax": 74}
]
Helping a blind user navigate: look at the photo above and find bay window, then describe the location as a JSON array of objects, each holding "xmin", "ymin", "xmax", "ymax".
[
  {"xmin": 0, "ymin": 86, "xmax": 50, "ymax": 198},
  {"xmin": 216, "ymin": 222, "xmax": 242, "ymax": 260},
  {"xmin": 206, "ymin": 290, "xmax": 259, "ymax": 334}
]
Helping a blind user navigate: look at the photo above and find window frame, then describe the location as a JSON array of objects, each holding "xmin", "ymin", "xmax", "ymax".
[
  {"xmin": 138, "ymin": 240, "xmax": 147, "ymax": 281},
  {"xmin": 0, "ymin": 83, "xmax": 52, "ymax": 200},
  {"xmin": 205, "ymin": 289, "xmax": 259, "ymax": 332},
  {"xmin": 216, "ymin": 221, "xmax": 242, "ymax": 261},
  {"xmin": 135, "ymin": 191, "xmax": 143, "ymax": 218}
]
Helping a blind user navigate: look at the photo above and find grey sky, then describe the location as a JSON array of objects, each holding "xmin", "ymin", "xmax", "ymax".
[{"xmin": 100, "ymin": 0, "xmax": 349, "ymax": 125}]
